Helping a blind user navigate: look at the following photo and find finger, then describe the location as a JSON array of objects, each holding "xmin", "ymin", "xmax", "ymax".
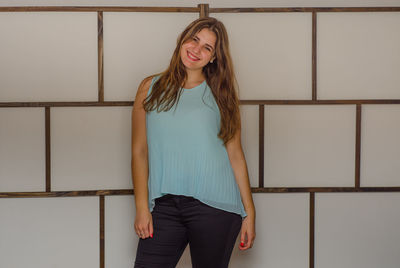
[
  {"xmin": 137, "ymin": 226, "xmax": 147, "ymax": 238},
  {"xmin": 135, "ymin": 227, "xmax": 142, "ymax": 237},
  {"xmin": 239, "ymin": 229, "xmax": 246, "ymax": 248},
  {"xmin": 239, "ymin": 231, "xmax": 248, "ymax": 250},
  {"xmin": 243, "ymin": 232, "xmax": 252, "ymax": 250},
  {"xmin": 149, "ymin": 218, "xmax": 154, "ymax": 238},
  {"xmin": 137, "ymin": 227, "xmax": 143, "ymax": 236},
  {"xmin": 143, "ymin": 224, "xmax": 150, "ymax": 238}
]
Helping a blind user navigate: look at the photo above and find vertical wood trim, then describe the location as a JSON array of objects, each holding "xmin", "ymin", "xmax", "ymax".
[
  {"xmin": 100, "ymin": 195, "xmax": 105, "ymax": 268},
  {"xmin": 309, "ymin": 192, "xmax": 315, "ymax": 268},
  {"xmin": 355, "ymin": 104, "xmax": 362, "ymax": 188},
  {"xmin": 259, "ymin": 105, "xmax": 265, "ymax": 188},
  {"xmin": 98, "ymin": 11, "xmax": 104, "ymax": 102},
  {"xmin": 312, "ymin": 11, "xmax": 317, "ymax": 100},
  {"xmin": 45, "ymin": 107, "xmax": 51, "ymax": 192},
  {"xmin": 198, "ymin": 3, "xmax": 209, "ymax": 17}
]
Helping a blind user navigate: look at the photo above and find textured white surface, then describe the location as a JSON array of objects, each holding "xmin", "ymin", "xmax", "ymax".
[
  {"xmin": 0, "ymin": 108, "xmax": 45, "ymax": 192},
  {"xmin": 315, "ymin": 192, "xmax": 400, "ymax": 268},
  {"xmin": 264, "ymin": 105, "xmax": 356, "ymax": 187},
  {"xmin": 361, "ymin": 105, "xmax": 400, "ymax": 186},
  {"xmin": 214, "ymin": 13, "xmax": 312, "ymax": 100},
  {"xmin": 231, "ymin": 193, "xmax": 309, "ymax": 268},
  {"xmin": 318, "ymin": 12, "xmax": 400, "ymax": 99},
  {"xmin": 105, "ymin": 195, "xmax": 138, "ymax": 268},
  {"xmin": 240, "ymin": 105, "xmax": 259, "ymax": 187},
  {"xmin": 103, "ymin": 12, "xmax": 199, "ymax": 101},
  {"xmin": 1, "ymin": 4, "xmax": 400, "ymax": 268},
  {"xmin": 0, "ymin": 196, "xmax": 99, "ymax": 268},
  {"xmin": 0, "ymin": 12, "xmax": 98, "ymax": 102},
  {"xmin": 51, "ymin": 107, "xmax": 132, "ymax": 191}
]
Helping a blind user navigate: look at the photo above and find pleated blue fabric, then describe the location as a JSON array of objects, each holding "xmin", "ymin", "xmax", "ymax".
[{"xmin": 145, "ymin": 75, "xmax": 247, "ymax": 218}]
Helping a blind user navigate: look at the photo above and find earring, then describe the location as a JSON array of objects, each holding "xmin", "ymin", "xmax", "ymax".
[{"xmin": 210, "ymin": 58, "xmax": 214, "ymax": 63}]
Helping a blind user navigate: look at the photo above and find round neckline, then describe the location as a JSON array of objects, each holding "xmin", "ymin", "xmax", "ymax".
[{"xmin": 182, "ymin": 79, "xmax": 206, "ymax": 90}]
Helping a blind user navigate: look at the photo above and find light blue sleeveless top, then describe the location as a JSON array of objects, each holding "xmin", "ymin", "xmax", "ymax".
[{"xmin": 145, "ymin": 75, "xmax": 247, "ymax": 218}]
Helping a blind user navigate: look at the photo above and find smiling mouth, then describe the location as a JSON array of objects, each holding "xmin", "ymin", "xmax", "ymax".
[{"xmin": 187, "ymin": 51, "xmax": 200, "ymax": 61}]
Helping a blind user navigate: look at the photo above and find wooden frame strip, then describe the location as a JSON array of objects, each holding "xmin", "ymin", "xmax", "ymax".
[
  {"xmin": 0, "ymin": 6, "xmax": 200, "ymax": 12},
  {"xmin": 2, "ymin": 99, "xmax": 400, "ymax": 107},
  {"xmin": 259, "ymin": 105, "xmax": 265, "ymax": 188},
  {"xmin": 0, "ymin": 102, "xmax": 133, "ymax": 107},
  {"xmin": 312, "ymin": 11, "xmax": 317, "ymax": 101},
  {"xmin": 2, "ymin": 187, "xmax": 400, "ymax": 198},
  {"xmin": 1, "ymin": 6, "xmax": 400, "ymax": 12},
  {"xmin": 309, "ymin": 192, "xmax": 315, "ymax": 268},
  {"xmin": 198, "ymin": 3, "xmax": 209, "ymax": 17},
  {"xmin": 355, "ymin": 104, "xmax": 362, "ymax": 188},
  {"xmin": 45, "ymin": 107, "xmax": 51, "ymax": 192},
  {"xmin": 252, "ymin": 187, "xmax": 400, "ymax": 192},
  {"xmin": 100, "ymin": 195, "xmax": 105, "ymax": 268},
  {"xmin": 209, "ymin": 7, "xmax": 400, "ymax": 12},
  {"xmin": 98, "ymin": 11, "xmax": 104, "ymax": 102}
]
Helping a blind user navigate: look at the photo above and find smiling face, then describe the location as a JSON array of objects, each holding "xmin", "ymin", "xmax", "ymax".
[{"xmin": 180, "ymin": 28, "xmax": 217, "ymax": 72}]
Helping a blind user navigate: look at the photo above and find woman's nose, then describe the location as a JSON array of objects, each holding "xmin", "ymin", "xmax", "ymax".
[{"xmin": 193, "ymin": 44, "xmax": 201, "ymax": 53}]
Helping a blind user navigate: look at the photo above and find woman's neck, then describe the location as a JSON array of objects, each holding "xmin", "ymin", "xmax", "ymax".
[{"xmin": 185, "ymin": 69, "xmax": 205, "ymax": 84}]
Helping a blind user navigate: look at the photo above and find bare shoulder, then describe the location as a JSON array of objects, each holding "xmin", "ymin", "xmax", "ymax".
[{"xmin": 137, "ymin": 75, "xmax": 155, "ymax": 95}]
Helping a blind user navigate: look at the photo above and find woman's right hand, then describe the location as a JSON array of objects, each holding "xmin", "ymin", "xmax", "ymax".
[{"xmin": 134, "ymin": 208, "xmax": 154, "ymax": 239}]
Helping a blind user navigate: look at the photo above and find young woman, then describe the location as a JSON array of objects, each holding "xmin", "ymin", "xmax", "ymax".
[{"xmin": 131, "ymin": 16, "xmax": 256, "ymax": 268}]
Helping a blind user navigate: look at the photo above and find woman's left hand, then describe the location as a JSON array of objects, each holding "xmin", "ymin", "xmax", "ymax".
[{"xmin": 239, "ymin": 214, "xmax": 255, "ymax": 250}]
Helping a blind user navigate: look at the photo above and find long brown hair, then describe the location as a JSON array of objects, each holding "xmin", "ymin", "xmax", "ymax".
[{"xmin": 143, "ymin": 16, "xmax": 240, "ymax": 146}]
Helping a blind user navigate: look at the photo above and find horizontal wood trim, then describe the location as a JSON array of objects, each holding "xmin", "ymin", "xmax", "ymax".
[
  {"xmin": 1, "ymin": 6, "xmax": 400, "ymax": 13},
  {"xmin": 1, "ymin": 99, "xmax": 400, "ymax": 108},
  {"xmin": 0, "ymin": 189, "xmax": 134, "ymax": 198},
  {"xmin": 0, "ymin": 101, "xmax": 133, "ymax": 107},
  {"xmin": 0, "ymin": 6, "xmax": 199, "ymax": 12},
  {"xmin": 2, "ymin": 187, "xmax": 400, "ymax": 198},
  {"xmin": 252, "ymin": 187, "xmax": 400, "ymax": 193},
  {"xmin": 209, "ymin": 7, "xmax": 400, "ymax": 12},
  {"xmin": 241, "ymin": 100, "xmax": 400, "ymax": 105}
]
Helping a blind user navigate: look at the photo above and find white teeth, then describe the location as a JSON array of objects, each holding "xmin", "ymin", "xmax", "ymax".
[{"xmin": 188, "ymin": 51, "xmax": 199, "ymax": 61}]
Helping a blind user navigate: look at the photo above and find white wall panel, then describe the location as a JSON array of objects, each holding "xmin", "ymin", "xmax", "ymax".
[
  {"xmin": 0, "ymin": 108, "xmax": 45, "ymax": 192},
  {"xmin": 318, "ymin": 12, "xmax": 400, "ymax": 99},
  {"xmin": 240, "ymin": 105, "xmax": 259, "ymax": 187},
  {"xmin": 264, "ymin": 105, "xmax": 356, "ymax": 187},
  {"xmin": 213, "ymin": 13, "xmax": 312, "ymax": 100},
  {"xmin": 103, "ymin": 12, "xmax": 199, "ymax": 101},
  {"xmin": 230, "ymin": 193, "xmax": 309, "ymax": 268},
  {"xmin": 361, "ymin": 105, "xmax": 400, "ymax": 186},
  {"xmin": 51, "ymin": 107, "xmax": 132, "ymax": 191},
  {"xmin": 316, "ymin": 192, "xmax": 400, "ymax": 268},
  {"xmin": 0, "ymin": 12, "xmax": 98, "ymax": 102},
  {"xmin": 0, "ymin": 196, "xmax": 99, "ymax": 268},
  {"xmin": 105, "ymin": 195, "xmax": 137, "ymax": 268},
  {"xmin": 104, "ymin": 195, "xmax": 195, "ymax": 268}
]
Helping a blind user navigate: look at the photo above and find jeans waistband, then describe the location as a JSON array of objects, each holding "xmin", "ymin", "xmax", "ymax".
[{"xmin": 155, "ymin": 194, "xmax": 198, "ymax": 206}]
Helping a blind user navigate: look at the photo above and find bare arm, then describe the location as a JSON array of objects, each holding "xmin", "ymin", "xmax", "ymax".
[
  {"xmin": 225, "ymin": 115, "xmax": 256, "ymax": 250},
  {"xmin": 131, "ymin": 76, "xmax": 153, "ymax": 212},
  {"xmin": 226, "ymin": 126, "xmax": 255, "ymax": 218}
]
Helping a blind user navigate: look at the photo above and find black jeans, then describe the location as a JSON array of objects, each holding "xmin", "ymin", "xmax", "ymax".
[{"xmin": 134, "ymin": 194, "xmax": 242, "ymax": 268}]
